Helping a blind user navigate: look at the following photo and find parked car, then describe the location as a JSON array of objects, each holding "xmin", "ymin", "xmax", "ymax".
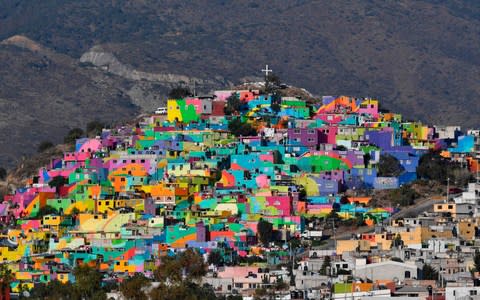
[{"xmin": 155, "ymin": 107, "xmax": 167, "ymax": 114}]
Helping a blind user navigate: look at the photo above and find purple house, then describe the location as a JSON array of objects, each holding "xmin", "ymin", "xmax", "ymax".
[
  {"xmin": 288, "ymin": 128, "xmax": 318, "ymax": 148},
  {"xmin": 365, "ymin": 130, "xmax": 394, "ymax": 150}
]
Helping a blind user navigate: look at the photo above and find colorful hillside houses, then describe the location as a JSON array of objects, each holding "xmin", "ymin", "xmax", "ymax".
[{"xmin": 1, "ymin": 88, "xmax": 477, "ymax": 297}]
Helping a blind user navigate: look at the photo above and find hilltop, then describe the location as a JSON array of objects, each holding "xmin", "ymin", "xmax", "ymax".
[{"xmin": 0, "ymin": 0, "xmax": 479, "ymax": 167}]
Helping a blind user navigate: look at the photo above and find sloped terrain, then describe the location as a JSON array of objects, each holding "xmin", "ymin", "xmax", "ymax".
[{"xmin": 0, "ymin": 0, "xmax": 479, "ymax": 167}]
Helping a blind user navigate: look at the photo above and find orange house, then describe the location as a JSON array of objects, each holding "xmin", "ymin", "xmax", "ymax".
[
  {"xmin": 347, "ymin": 197, "xmax": 371, "ymax": 205},
  {"xmin": 108, "ymin": 163, "xmax": 149, "ymax": 193}
]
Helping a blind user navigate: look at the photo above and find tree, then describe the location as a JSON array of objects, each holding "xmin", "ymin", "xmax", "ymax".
[
  {"xmin": 0, "ymin": 168, "xmax": 6, "ymax": 181},
  {"xmin": 378, "ymin": 154, "xmax": 404, "ymax": 177},
  {"xmin": 319, "ymin": 256, "xmax": 331, "ymax": 275},
  {"xmin": 224, "ymin": 93, "xmax": 242, "ymax": 115},
  {"xmin": 254, "ymin": 287, "xmax": 268, "ymax": 299},
  {"xmin": 327, "ymin": 210, "xmax": 341, "ymax": 223},
  {"xmin": 265, "ymin": 73, "xmax": 281, "ymax": 93},
  {"xmin": 422, "ymin": 264, "xmax": 439, "ymax": 280},
  {"xmin": 37, "ymin": 140, "xmax": 54, "ymax": 153},
  {"xmin": 363, "ymin": 152, "xmax": 372, "ymax": 168},
  {"xmin": 275, "ymin": 277, "xmax": 289, "ymax": 290},
  {"xmin": 271, "ymin": 102, "xmax": 281, "ymax": 113},
  {"xmin": 179, "ymin": 248, "xmax": 208, "ymax": 281},
  {"xmin": 120, "ymin": 273, "xmax": 150, "ymax": 300},
  {"xmin": 73, "ymin": 265, "xmax": 106, "ymax": 300},
  {"xmin": 389, "ymin": 185, "xmax": 420, "ymax": 207},
  {"xmin": 228, "ymin": 118, "xmax": 257, "ymax": 137},
  {"xmin": 30, "ymin": 280, "xmax": 79, "ymax": 300},
  {"xmin": 340, "ymin": 196, "xmax": 350, "ymax": 205},
  {"xmin": 391, "ymin": 257, "xmax": 404, "ymax": 263},
  {"xmin": 257, "ymin": 219, "xmax": 274, "ymax": 247},
  {"xmin": 154, "ymin": 249, "xmax": 206, "ymax": 284},
  {"xmin": 154, "ymin": 255, "xmax": 182, "ymax": 284},
  {"xmin": 168, "ymin": 86, "xmax": 191, "ymax": 99},
  {"xmin": 391, "ymin": 234, "xmax": 404, "ymax": 249},
  {"xmin": 207, "ymin": 250, "xmax": 224, "ymax": 267},
  {"xmin": 48, "ymin": 175, "xmax": 68, "ymax": 195},
  {"xmin": 417, "ymin": 151, "xmax": 472, "ymax": 185},
  {"xmin": 86, "ymin": 120, "xmax": 105, "ymax": 137},
  {"xmin": 37, "ymin": 205, "xmax": 58, "ymax": 218},
  {"xmin": 271, "ymin": 93, "xmax": 282, "ymax": 113},
  {"xmin": 150, "ymin": 250, "xmax": 213, "ymax": 300},
  {"xmin": 474, "ymin": 251, "xmax": 480, "ymax": 273},
  {"xmin": 150, "ymin": 281, "xmax": 219, "ymax": 300},
  {"xmin": 0, "ymin": 264, "xmax": 13, "ymax": 297},
  {"xmin": 64, "ymin": 128, "xmax": 84, "ymax": 144}
]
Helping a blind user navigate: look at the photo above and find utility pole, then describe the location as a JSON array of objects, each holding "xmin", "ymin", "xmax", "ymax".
[
  {"xmin": 332, "ymin": 218, "xmax": 337, "ymax": 252},
  {"xmin": 446, "ymin": 177, "xmax": 450, "ymax": 203}
]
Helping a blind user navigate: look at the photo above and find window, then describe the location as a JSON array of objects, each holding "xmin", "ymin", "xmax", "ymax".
[
  {"xmin": 448, "ymin": 205, "xmax": 453, "ymax": 209},
  {"xmin": 405, "ymin": 271, "xmax": 411, "ymax": 278}
]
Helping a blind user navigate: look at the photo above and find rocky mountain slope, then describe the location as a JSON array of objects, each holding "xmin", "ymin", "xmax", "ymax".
[{"xmin": 0, "ymin": 0, "xmax": 479, "ymax": 167}]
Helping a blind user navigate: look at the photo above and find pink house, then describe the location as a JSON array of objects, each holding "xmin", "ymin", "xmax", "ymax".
[
  {"xmin": 318, "ymin": 127, "xmax": 338, "ymax": 144},
  {"xmin": 265, "ymin": 196, "xmax": 291, "ymax": 216},
  {"xmin": 185, "ymin": 98, "xmax": 204, "ymax": 114},
  {"xmin": 357, "ymin": 99, "xmax": 379, "ymax": 118},
  {"xmin": 78, "ymin": 139, "xmax": 102, "ymax": 154}
]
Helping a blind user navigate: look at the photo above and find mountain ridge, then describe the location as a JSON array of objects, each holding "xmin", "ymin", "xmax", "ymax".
[{"xmin": 0, "ymin": 0, "xmax": 479, "ymax": 168}]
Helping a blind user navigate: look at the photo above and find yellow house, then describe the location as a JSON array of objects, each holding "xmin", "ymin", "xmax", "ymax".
[
  {"xmin": 42, "ymin": 215, "xmax": 63, "ymax": 229},
  {"xmin": 399, "ymin": 226, "xmax": 422, "ymax": 247},
  {"xmin": 56, "ymin": 272, "xmax": 71, "ymax": 284},
  {"xmin": 458, "ymin": 219, "xmax": 475, "ymax": 240},
  {"xmin": 96, "ymin": 198, "xmax": 144, "ymax": 213},
  {"xmin": 96, "ymin": 199, "xmax": 116, "ymax": 213},
  {"xmin": 434, "ymin": 203, "xmax": 456, "ymax": 216},
  {"xmin": 336, "ymin": 240, "xmax": 359, "ymax": 255},
  {"xmin": 77, "ymin": 212, "xmax": 135, "ymax": 233},
  {"xmin": 138, "ymin": 184, "xmax": 175, "ymax": 205},
  {"xmin": 114, "ymin": 260, "xmax": 136, "ymax": 273},
  {"xmin": 374, "ymin": 233, "xmax": 393, "ymax": 250},
  {"xmin": 167, "ymin": 99, "xmax": 182, "ymax": 123},
  {"xmin": 421, "ymin": 226, "xmax": 453, "ymax": 241},
  {"xmin": 0, "ymin": 244, "xmax": 28, "ymax": 262}
]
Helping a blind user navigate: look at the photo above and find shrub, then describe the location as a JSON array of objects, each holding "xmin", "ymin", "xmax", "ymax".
[
  {"xmin": 168, "ymin": 86, "xmax": 191, "ymax": 99},
  {"xmin": 37, "ymin": 140, "xmax": 54, "ymax": 153},
  {"xmin": 64, "ymin": 128, "xmax": 84, "ymax": 144}
]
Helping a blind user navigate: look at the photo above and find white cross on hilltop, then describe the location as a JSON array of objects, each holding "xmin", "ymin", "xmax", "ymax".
[{"xmin": 262, "ymin": 64, "xmax": 272, "ymax": 78}]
